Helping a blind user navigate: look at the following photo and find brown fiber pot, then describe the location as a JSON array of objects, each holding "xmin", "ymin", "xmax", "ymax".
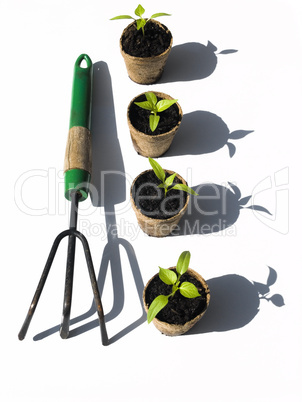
[
  {"xmin": 120, "ymin": 20, "xmax": 173, "ymax": 84},
  {"xmin": 130, "ymin": 169, "xmax": 189, "ymax": 237},
  {"xmin": 127, "ymin": 92, "xmax": 182, "ymax": 158},
  {"xmin": 143, "ymin": 268, "xmax": 210, "ymax": 336}
]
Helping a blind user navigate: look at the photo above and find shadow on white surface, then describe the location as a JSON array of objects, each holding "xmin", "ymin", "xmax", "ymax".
[
  {"xmin": 90, "ymin": 61, "xmax": 125, "ymax": 208},
  {"xmin": 160, "ymin": 41, "xmax": 237, "ymax": 83},
  {"xmin": 90, "ymin": 61, "xmax": 146, "ymax": 343},
  {"xmin": 172, "ymin": 182, "xmax": 271, "ymax": 236},
  {"xmin": 187, "ymin": 267, "xmax": 285, "ymax": 335},
  {"xmin": 165, "ymin": 110, "xmax": 253, "ymax": 158},
  {"xmin": 65, "ymin": 232, "xmax": 146, "ymax": 344}
]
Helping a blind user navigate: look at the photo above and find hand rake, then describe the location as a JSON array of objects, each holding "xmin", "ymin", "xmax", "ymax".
[{"xmin": 18, "ymin": 54, "xmax": 108, "ymax": 345}]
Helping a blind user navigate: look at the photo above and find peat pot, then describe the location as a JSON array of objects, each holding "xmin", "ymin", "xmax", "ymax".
[
  {"xmin": 130, "ymin": 169, "xmax": 189, "ymax": 237},
  {"xmin": 127, "ymin": 91, "xmax": 182, "ymax": 158},
  {"xmin": 143, "ymin": 268, "xmax": 210, "ymax": 336},
  {"xmin": 120, "ymin": 19, "xmax": 173, "ymax": 84}
]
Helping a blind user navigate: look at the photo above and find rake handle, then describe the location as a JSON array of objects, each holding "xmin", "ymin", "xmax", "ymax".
[{"xmin": 64, "ymin": 54, "xmax": 93, "ymax": 201}]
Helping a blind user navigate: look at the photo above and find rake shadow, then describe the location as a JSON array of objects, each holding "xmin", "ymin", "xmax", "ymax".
[{"xmin": 34, "ymin": 61, "xmax": 146, "ymax": 343}]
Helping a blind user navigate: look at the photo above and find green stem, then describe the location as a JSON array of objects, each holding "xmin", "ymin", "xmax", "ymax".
[{"xmin": 171, "ymin": 285, "xmax": 179, "ymax": 298}]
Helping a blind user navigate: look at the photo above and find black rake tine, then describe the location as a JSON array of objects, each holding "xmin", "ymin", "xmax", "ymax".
[
  {"xmin": 18, "ymin": 229, "xmax": 108, "ymax": 345},
  {"xmin": 60, "ymin": 190, "xmax": 79, "ymax": 340},
  {"xmin": 18, "ymin": 230, "xmax": 69, "ymax": 341}
]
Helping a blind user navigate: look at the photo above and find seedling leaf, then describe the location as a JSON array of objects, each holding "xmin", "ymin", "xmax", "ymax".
[
  {"xmin": 150, "ymin": 114, "xmax": 160, "ymax": 132},
  {"xmin": 110, "ymin": 15, "xmax": 134, "ymax": 20},
  {"xmin": 148, "ymin": 157, "xmax": 166, "ymax": 183},
  {"xmin": 176, "ymin": 251, "xmax": 190, "ymax": 276},
  {"xmin": 150, "ymin": 12, "xmax": 171, "ymax": 18},
  {"xmin": 171, "ymin": 183, "xmax": 198, "ymax": 195},
  {"xmin": 179, "ymin": 282, "xmax": 201, "ymax": 298},
  {"xmin": 135, "ymin": 4, "xmax": 145, "ymax": 17},
  {"xmin": 156, "ymin": 99, "xmax": 178, "ymax": 113},
  {"xmin": 147, "ymin": 295, "xmax": 169, "ymax": 323},
  {"xmin": 165, "ymin": 173, "xmax": 176, "ymax": 187},
  {"xmin": 159, "ymin": 267, "xmax": 177, "ymax": 285},
  {"xmin": 136, "ymin": 18, "xmax": 146, "ymax": 31},
  {"xmin": 134, "ymin": 100, "xmax": 153, "ymax": 111},
  {"xmin": 145, "ymin": 91, "xmax": 157, "ymax": 106}
]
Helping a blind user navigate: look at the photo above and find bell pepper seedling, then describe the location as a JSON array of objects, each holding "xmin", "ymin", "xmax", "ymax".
[
  {"xmin": 148, "ymin": 157, "xmax": 198, "ymax": 197},
  {"xmin": 147, "ymin": 251, "xmax": 201, "ymax": 323},
  {"xmin": 134, "ymin": 92, "xmax": 178, "ymax": 132},
  {"xmin": 110, "ymin": 4, "xmax": 171, "ymax": 36}
]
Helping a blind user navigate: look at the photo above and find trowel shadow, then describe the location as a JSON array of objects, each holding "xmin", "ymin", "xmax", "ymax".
[
  {"xmin": 33, "ymin": 61, "xmax": 146, "ymax": 343},
  {"xmin": 159, "ymin": 42, "xmax": 218, "ymax": 83}
]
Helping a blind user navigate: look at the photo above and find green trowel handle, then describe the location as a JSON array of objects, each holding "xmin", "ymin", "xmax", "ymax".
[{"xmin": 64, "ymin": 54, "xmax": 93, "ymax": 201}]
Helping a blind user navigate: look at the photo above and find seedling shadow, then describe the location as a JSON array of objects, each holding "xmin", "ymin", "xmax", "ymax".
[
  {"xmin": 33, "ymin": 62, "xmax": 146, "ymax": 343},
  {"xmin": 165, "ymin": 110, "xmax": 253, "ymax": 158},
  {"xmin": 160, "ymin": 41, "xmax": 237, "ymax": 83},
  {"xmin": 172, "ymin": 182, "xmax": 271, "ymax": 236},
  {"xmin": 186, "ymin": 267, "xmax": 284, "ymax": 335}
]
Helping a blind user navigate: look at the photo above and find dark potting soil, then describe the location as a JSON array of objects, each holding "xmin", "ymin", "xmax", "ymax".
[
  {"xmin": 121, "ymin": 20, "xmax": 172, "ymax": 58},
  {"xmin": 132, "ymin": 170, "xmax": 187, "ymax": 219},
  {"xmin": 129, "ymin": 94, "xmax": 181, "ymax": 136},
  {"xmin": 145, "ymin": 270, "xmax": 208, "ymax": 325}
]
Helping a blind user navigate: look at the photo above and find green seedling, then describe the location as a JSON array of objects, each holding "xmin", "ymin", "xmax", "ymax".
[
  {"xmin": 148, "ymin": 157, "xmax": 198, "ymax": 197},
  {"xmin": 134, "ymin": 92, "xmax": 178, "ymax": 132},
  {"xmin": 110, "ymin": 4, "xmax": 171, "ymax": 35},
  {"xmin": 147, "ymin": 251, "xmax": 201, "ymax": 323}
]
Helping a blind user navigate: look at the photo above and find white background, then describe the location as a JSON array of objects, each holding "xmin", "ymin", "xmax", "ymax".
[{"xmin": 1, "ymin": 0, "xmax": 302, "ymax": 401}]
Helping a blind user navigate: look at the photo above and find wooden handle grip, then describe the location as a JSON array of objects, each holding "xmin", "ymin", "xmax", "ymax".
[{"xmin": 64, "ymin": 126, "xmax": 92, "ymax": 174}]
